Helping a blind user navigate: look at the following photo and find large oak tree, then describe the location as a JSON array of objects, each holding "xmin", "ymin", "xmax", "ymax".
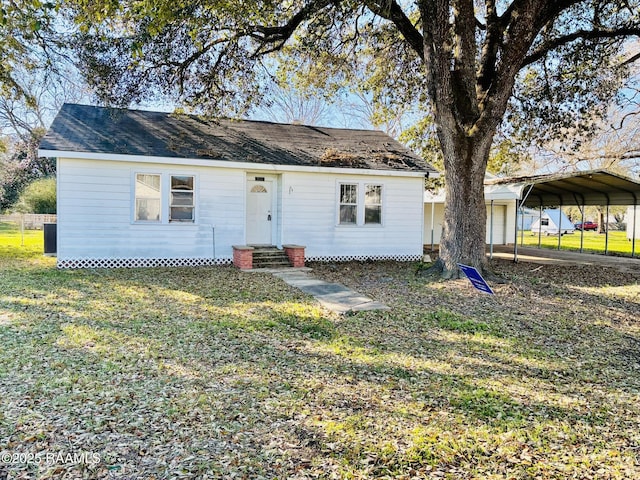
[{"xmin": 69, "ymin": 0, "xmax": 640, "ymax": 277}]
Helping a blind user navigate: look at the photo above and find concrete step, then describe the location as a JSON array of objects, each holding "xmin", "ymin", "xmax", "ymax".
[
  {"xmin": 254, "ymin": 261, "xmax": 292, "ymax": 269},
  {"xmin": 251, "ymin": 247, "xmax": 291, "ymax": 268},
  {"xmin": 253, "ymin": 251, "xmax": 287, "ymax": 257}
]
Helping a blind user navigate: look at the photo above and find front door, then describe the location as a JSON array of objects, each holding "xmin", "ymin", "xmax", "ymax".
[{"xmin": 246, "ymin": 179, "xmax": 273, "ymax": 245}]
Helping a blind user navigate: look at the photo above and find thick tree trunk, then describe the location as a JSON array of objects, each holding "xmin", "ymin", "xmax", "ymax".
[{"xmin": 430, "ymin": 129, "xmax": 494, "ymax": 279}]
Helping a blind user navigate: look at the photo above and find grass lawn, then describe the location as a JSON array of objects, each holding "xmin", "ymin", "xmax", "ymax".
[
  {"xmin": 520, "ymin": 230, "xmax": 637, "ymax": 256},
  {"xmin": 0, "ymin": 222, "xmax": 46, "ymax": 260},
  {"xmin": 1, "ymin": 224, "xmax": 639, "ymax": 479}
]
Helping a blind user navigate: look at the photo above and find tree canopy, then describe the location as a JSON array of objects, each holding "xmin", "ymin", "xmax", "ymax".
[{"xmin": 66, "ymin": 0, "xmax": 640, "ymax": 277}]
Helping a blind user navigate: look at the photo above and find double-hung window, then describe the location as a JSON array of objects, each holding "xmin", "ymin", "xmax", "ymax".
[
  {"xmin": 135, "ymin": 173, "xmax": 161, "ymax": 222},
  {"xmin": 170, "ymin": 175, "xmax": 195, "ymax": 222},
  {"xmin": 134, "ymin": 173, "xmax": 196, "ymax": 223},
  {"xmin": 338, "ymin": 182, "xmax": 383, "ymax": 226},
  {"xmin": 339, "ymin": 184, "xmax": 358, "ymax": 224},
  {"xmin": 364, "ymin": 184, "xmax": 382, "ymax": 224}
]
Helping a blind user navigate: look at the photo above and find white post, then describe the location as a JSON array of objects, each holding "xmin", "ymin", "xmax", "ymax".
[
  {"xmin": 430, "ymin": 200, "xmax": 435, "ymax": 253},
  {"xmin": 489, "ymin": 200, "xmax": 494, "ymax": 259}
]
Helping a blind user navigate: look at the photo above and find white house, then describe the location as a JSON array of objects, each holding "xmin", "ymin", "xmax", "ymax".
[{"xmin": 38, "ymin": 104, "xmax": 438, "ymax": 268}]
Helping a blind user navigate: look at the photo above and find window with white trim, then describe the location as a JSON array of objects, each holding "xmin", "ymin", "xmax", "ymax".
[
  {"xmin": 339, "ymin": 183, "xmax": 358, "ymax": 225},
  {"xmin": 338, "ymin": 182, "xmax": 383, "ymax": 226},
  {"xmin": 133, "ymin": 173, "xmax": 196, "ymax": 224},
  {"xmin": 364, "ymin": 184, "xmax": 382, "ymax": 224},
  {"xmin": 169, "ymin": 175, "xmax": 195, "ymax": 222},
  {"xmin": 135, "ymin": 173, "xmax": 161, "ymax": 222}
]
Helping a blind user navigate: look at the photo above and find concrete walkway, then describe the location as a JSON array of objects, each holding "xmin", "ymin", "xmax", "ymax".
[{"xmin": 271, "ymin": 270, "xmax": 390, "ymax": 314}]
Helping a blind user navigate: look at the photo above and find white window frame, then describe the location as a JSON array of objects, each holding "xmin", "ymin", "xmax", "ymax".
[
  {"xmin": 169, "ymin": 175, "xmax": 196, "ymax": 223},
  {"xmin": 336, "ymin": 181, "xmax": 384, "ymax": 227},
  {"xmin": 338, "ymin": 183, "xmax": 358, "ymax": 225},
  {"xmin": 134, "ymin": 173, "xmax": 162, "ymax": 223},
  {"xmin": 364, "ymin": 184, "xmax": 383, "ymax": 225},
  {"xmin": 132, "ymin": 172, "xmax": 198, "ymax": 225}
]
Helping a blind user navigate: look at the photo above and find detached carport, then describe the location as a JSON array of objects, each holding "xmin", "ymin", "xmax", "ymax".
[{"xmin": 486, "ymin": 169, "xmax": 640, "ymax": 261}]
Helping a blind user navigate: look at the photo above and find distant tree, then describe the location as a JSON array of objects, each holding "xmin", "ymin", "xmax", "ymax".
[
  {"xmin": 0, "ymin": 69, "xmax": 86, "ymax": 211},
  {"xmin": 14, "ymin": 176, "xmax": 56, "ymax": 214},
  {"xmin": 255, "ymin": 71, "xmax": 332, "ymax": 126},
  {"xmin": 539, "ymin": 111, "xmax": 640, "ymax": 178},
  {"xmin": 68, "ymin": 0, "xmax": 640, "ymax": 278},
  {"xmin": 0, "ymin": 4, "xmax": 86, "ymax": 212},
  {"xmin": 0, "ymin": 131, "xmax": 55, "ymax": 211}
]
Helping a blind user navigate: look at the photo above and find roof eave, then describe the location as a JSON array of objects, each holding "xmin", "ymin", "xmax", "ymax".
[{"xmin": 39, "ymin": 149, "xmax": 433, "ymax": 178}]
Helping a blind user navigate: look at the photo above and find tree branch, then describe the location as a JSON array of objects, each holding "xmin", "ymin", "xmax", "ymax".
[
  {"xmin": 523, "ymin": 27, "xmax": 640, "ymax": 68},
  {"xmin": 476, "ymin": 0, "xmax": 500, "ymax": 98},
  {"xmin": 364, "ymin": 0, "xmax": 424, "ymax": 59},
  {"xmin": 621, "ymin": 50, "xmax": 640, "ymax": 67},
  {"xmin": 249, "ymin": 0, "xmax": 335, "ymax": 45},
  {"xmin": 613, "ymin": 110, "xmax": 640, "ymax": 130},
  {"xmin": 452, "ymin": 0, "xmax": 480, "ymax": 122}
]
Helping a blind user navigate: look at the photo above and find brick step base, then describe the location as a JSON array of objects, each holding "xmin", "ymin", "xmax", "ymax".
[{"xmin": 233, "ymin": 245, "xmax": 306, "ymax": 269}]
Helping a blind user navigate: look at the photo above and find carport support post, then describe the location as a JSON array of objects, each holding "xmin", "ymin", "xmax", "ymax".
[
  {"xmin": 489, "ymin": 200, "xmax": 494, "ymax": 260},
  {"xmin": 605, "ymin": 203, "xmax": 610, "ymax": 255},
  {"xmin": 538, "ymin": 204, "xmax": 542, "ymax": 248},
  {"xmin": 520, "ymin": 203, "xmax": 525, "ymax": 246},
  {"xmin": 513, "ymin": 199, "xmax": 519, "ymax": 262},
  {"xmin": 633, "ymin": 204, "xmax": 638, "ymax": 258},
  {"xmin": 557, "ymin": 202, "xmax": 563, "ymax": 251},
  {"xmin": 430, "ymin": 200, "xmax": 435, "ymax": 253},
  {"xmin": 579, "ymin": 205, "xmax": 585, "ymax": 253}
]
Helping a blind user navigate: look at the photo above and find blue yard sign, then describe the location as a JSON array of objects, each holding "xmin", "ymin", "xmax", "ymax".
[{"xmin": 458, "ymin": 264, "xmax": 494, "ymax": 295}]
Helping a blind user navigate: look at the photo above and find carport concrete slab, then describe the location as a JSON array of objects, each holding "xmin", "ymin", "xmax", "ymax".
[
  {"xmin": 489, "ymin": 245, "xmax": 640, "ymax": 273},
  {"xmin": 274, "ymin": 271, "xmax": 389, "ymax": 314}
]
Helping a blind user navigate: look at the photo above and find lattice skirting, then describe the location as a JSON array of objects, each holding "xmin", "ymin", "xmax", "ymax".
[
  {"xmin": 57, "ymin": 254, "xmax": 420, "ymax": 269},
  {"xmin": 57, "ymin": 257, "xmax": 233, "ymax": 269},
  {"xmin": 306, "ymin": 254, "xmax": 422, "ymax": 263}
]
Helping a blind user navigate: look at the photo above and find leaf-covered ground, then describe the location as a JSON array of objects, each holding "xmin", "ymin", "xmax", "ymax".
[{"xmin": 1, "ymin": 229, "xmax": 639, "ymax": 479}]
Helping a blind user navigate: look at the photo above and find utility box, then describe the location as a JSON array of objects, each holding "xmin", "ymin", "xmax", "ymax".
[{"xmin": 43, "ymin": 223, "xmax": 57, "ymax": 256}]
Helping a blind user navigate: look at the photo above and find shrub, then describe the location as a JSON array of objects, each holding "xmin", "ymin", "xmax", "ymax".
[{"xmin": 15, "ymin": 177, "xmax": 56, "ymax": 214}]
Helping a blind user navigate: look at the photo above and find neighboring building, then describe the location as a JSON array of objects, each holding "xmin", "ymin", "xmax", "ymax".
[
  {"xmin": 423, "ymin": 180, "xmax": 520, "ymax": 248},
  {"xmin": 38, "ymin": 104, "xmax": 438, "ymax": 268},
  {"xmin": 530, "ymin": 209, "xmax": 576, "ymax": 236},
  {"xmin": 516, "ymin": 207, "xmax": 539, "ymax": 231}
]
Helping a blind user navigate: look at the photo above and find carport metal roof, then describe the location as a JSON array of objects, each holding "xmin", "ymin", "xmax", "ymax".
[{"xmin": 486, "ymin": 169, "xmax": 640, "ymax": 207}]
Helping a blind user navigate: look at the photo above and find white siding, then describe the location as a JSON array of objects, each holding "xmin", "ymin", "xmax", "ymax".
[
  {"xmin": 422, "ymin": 200, "xmax": 516, "ymax": 246},
  {"xmin": 57, "ymin": 158, "xmax": 245, "ymax": 262},
  {"xmin": 58, "ymin": 158, "xmax": 426, "ymax": 264},
  {"xmin": 504, "ymin": 202, "xmax": 517, "ymax": 244},
  {"xmin": 423, "ymin": 202, "xmax": 445, "ymax": 247},
  {"xmin": 281, "ymin": 172, "xmax": 424, "ymax": 259}
]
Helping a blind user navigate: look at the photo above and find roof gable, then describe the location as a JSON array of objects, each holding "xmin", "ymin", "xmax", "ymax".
[
  {"xmin": 543, "ymin": 209, "xmax": 572, "ymax": 227},
  {"xmin": 39, "ymin": 104, "xmax": 437, "ymax": 175}
]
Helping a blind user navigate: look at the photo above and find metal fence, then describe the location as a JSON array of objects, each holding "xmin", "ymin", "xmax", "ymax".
[{"xmin": 0, "ymin": 214, "xmax": 57, "ymax": 230}]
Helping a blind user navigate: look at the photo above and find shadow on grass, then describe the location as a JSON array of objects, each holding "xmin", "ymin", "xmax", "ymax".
[{"xmin": 1, "ymin": 256, "xmax": 639, "ymax": 478}]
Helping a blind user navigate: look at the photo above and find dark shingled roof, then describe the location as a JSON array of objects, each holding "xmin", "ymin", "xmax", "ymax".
[{"xmin": 40, "ymin": 104, "xmax": 436, "ymax": 175}]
